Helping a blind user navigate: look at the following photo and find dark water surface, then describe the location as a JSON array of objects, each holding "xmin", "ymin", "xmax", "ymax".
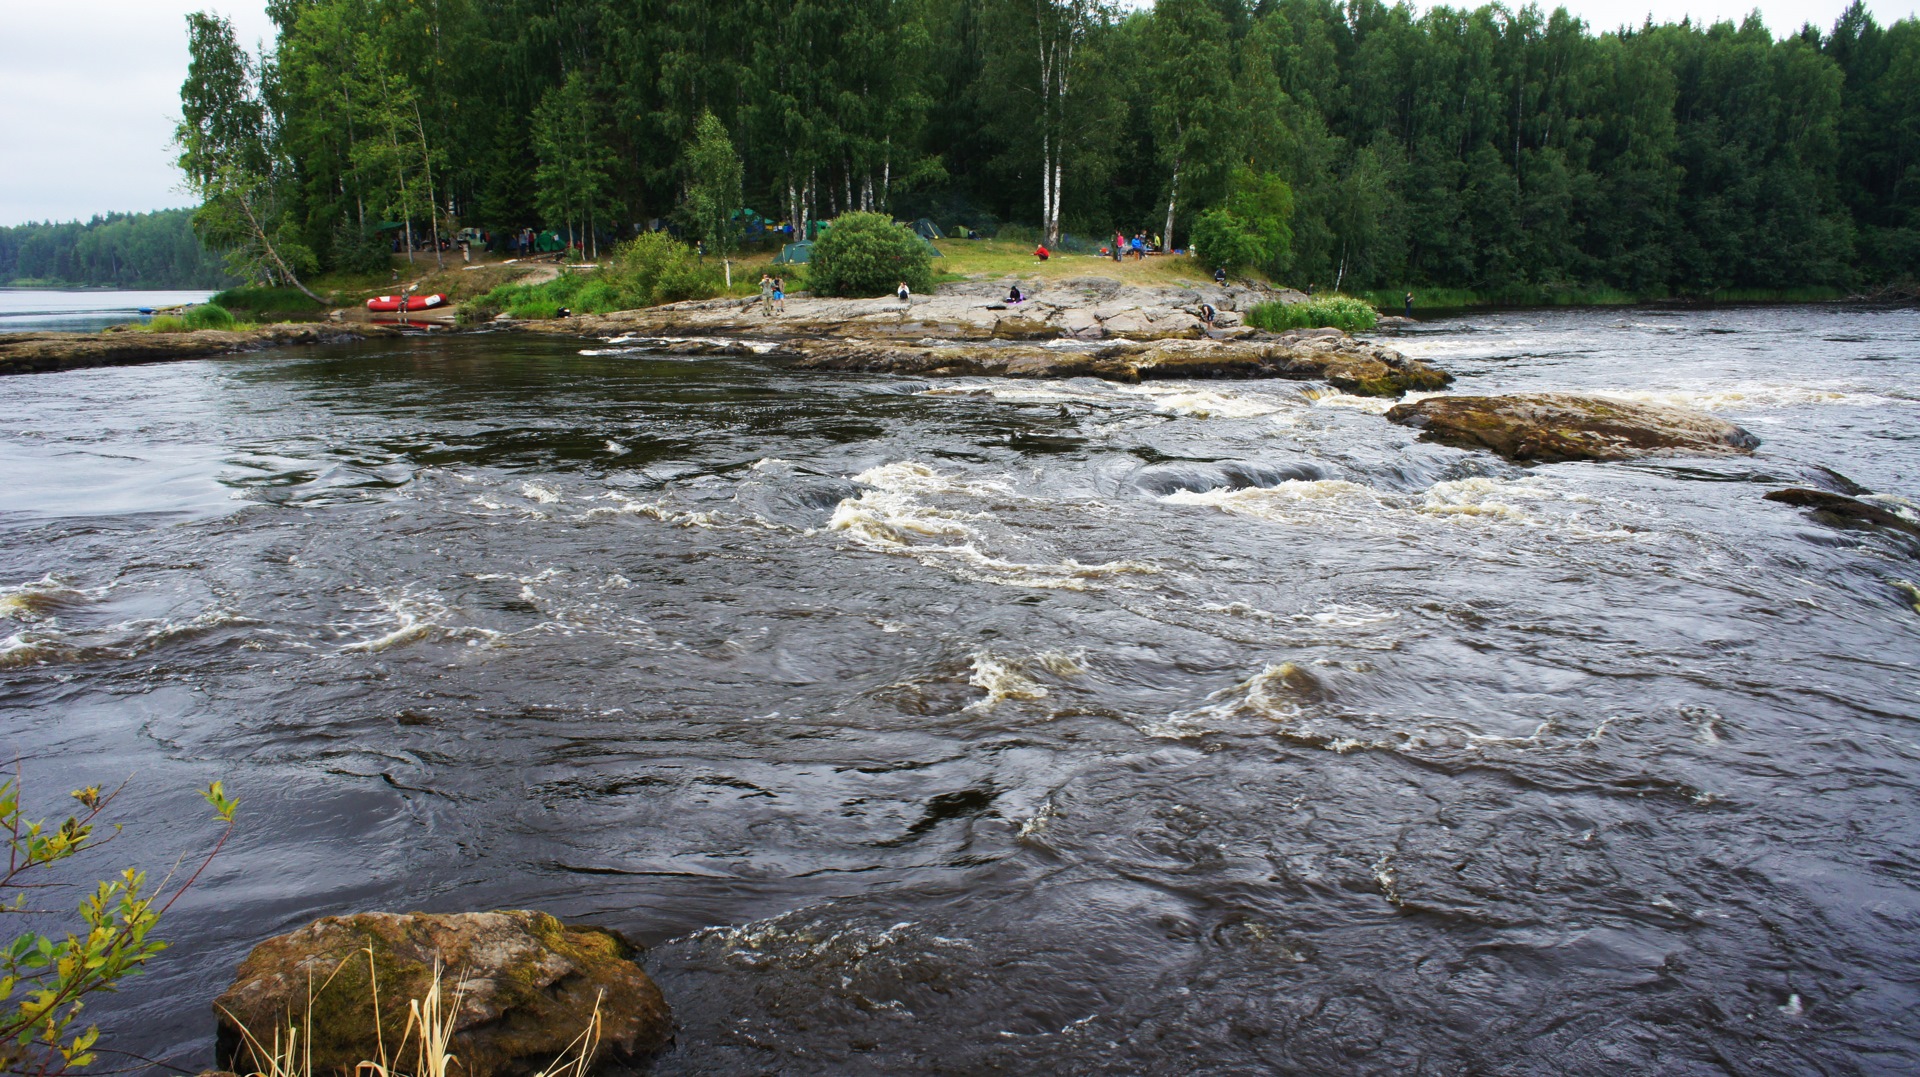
[{"xmin": 2, "ymin": 306, "xmax": 1918, "ymax": 1074}]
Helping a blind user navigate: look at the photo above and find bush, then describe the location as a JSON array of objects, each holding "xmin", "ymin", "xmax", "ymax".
[
  {"xmin": 460, "ymin": 233, "xmax": 722, "ymax": 321},
  {"xmin": 1191, "ymin": 170, "xmax": 1294, "ymax": 274},
  {"xmin": 1246, "ymin": 296, "xmax": 1379, "ymax": 333},
  {"xmin": 808, "ymin": 212, "xmax": 934, "ymax": 297},
  {"xmin": 146, "ymin": 315, "xmax": 188, "ymax": 332},
  {"xmin": 182, "ymin": 303, "xmax": 237, "ymax": 330}
]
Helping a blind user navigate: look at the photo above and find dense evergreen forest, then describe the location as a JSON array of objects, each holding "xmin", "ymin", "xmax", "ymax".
[
  {"xmin": 184, "ymin": 0, "xmax": 1919, "ymax": 296},
  {"xmin": 0, "ymin": 210, "xmax": 235, "ymax": 289}
]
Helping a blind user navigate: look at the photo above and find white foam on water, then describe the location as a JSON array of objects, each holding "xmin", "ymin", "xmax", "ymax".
[
  {"xmin": 519, "ymin": 482, "xmax": 562, "ymax": 504},
  {"xmin": 1595, "ymin": 384, "xmax": 1894, "ymax": 411},
  {"xmin": 1160, "ymin": 479, "xmax": 1387, "ymax": 525},
  {"xmin": 0, "ymin": 575, "xmax": 100, "ymax": 622},
  {"xmin": 583, "ymin": 492, "xmax": 728, "ymax": 529},
  {"xmin": 1417, "ymin": 476, "xmax": 1553, "ymax": 522},
  {"xmin": 826, "ymin": 463, "xmax": 1159, "ymax": 590},
  {"xmin": 605, "ymin": 441, "xmax": 630, "ymax": 455},
  {"xmin": 340, "ymin": 589, "xmax": 503, "ymax": 654},
  {"xmin": 965, "ymin": 648, "xmax": 1087, "ymax": 711},
  {"xmin": 1141, "ymin": 662, "xmax": 1324, "ymax": 739},
  {"xmin": 1303, "ymin": 388, "xmax": 1448, "ymax": 414},
  {"xmin": 1114, "ymin": 383, "xmax": 1290, "ymax": 419},
  {"xmin": 0, "ymin": 607, "xmax": 254, "ymax": 668}
]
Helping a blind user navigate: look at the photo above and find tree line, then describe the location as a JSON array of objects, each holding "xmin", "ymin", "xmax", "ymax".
[
  {"xmin": 0, "ymin": 210, "xmax": 235, "ymax": 289},
  {"xmin": 181, "ymin": 0, "xmax": 1919, "ymax": 296}
]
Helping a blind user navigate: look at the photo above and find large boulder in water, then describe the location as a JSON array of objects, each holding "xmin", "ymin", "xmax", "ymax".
[
  {"xmin": 214, "ymin": 911, "xmax": 671, "ymax": 1077},
  {"xmin": 1385, "ymin": 393, "xmax": 1760, "ymax": 463}
]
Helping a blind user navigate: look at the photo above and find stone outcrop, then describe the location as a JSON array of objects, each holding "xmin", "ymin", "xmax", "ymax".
[
  {"xmin": 776, "ymin": 328, "xmax": 1450, "ymax": 394},
  {"xmin": 0, "ymin": 323, "xmax": 397, "ymax": 376},
  {"xmin": 1385, "ymin": 393, "xmax": 1760, "ymax": 462},
  {"xmin": 214, "ymin": 911, "xmax": 671, "ymax": 1077},
  {"xmin": 1764, "ymin": 487, "xmax": 1920, "ymax": 539},
  {"xmin": 562, "ymin": 278, "xmax": 1295, "ymax": 342}
]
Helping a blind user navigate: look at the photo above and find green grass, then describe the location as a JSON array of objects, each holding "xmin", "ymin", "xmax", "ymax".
[
  {"xmin": 138, "ymin": 303, "xmax": 242, "ymax": 333},
  {"xmin": 1246, "ymin": 295, "xmax": 1379, "ymax": 333},
  {"xmin": 209, "ymin": 286, "xmax": 324, "ymax": 321}
]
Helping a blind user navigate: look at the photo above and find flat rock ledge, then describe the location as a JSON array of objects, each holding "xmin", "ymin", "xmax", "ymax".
[
  {"xmin": 564, "ymin": 277, "xmax": 1294, "ymax": 342},
  {"xmin": 215, "ymin": 910, "xmax": 671, "ymax": 1077},
  {"xmin": 781, "ymin": 330, "xmax": 1452, "ymax": 395},
  {"xmin": 1387, "ymin": 393, "xmax": 1761, "ymax": 462},
  {"xmin": 0, "ymin": 323, "xmax": 396, "ymax": 376}
]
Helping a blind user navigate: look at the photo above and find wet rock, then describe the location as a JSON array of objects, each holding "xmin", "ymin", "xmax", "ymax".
[
  {"xmin": 786, "ymin": 330, "xmax": 1451, "ymax": 392},
  {"xmin": 1764, "ymin": 488, "xmax": 1920, "ymax": 539},
  {"xmin": 0, "ymin": 324, "xmax": 397, "ymax": 377},
  {"xmin": 1386, "ymin": 393, "xmax": 1760, "ymax": 462},
  {"xmin": 215, "ymin": 910, "xmax": 671, "ymax": 1077}
]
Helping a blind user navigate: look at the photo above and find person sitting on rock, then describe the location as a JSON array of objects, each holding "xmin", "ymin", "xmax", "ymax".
[
  {"xmin": 896, "ymin": 281, "xmax": 911, "ymax": 305},
  {"xmin": 1008, "ymin": 284, "xmax": 1025, "ymax": 304},
  {"xmin": 1213, "ymin": 266, "xmax": 1227, "ymax": 286}
]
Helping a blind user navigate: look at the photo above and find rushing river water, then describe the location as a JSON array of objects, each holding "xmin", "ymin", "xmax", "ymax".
[{"xmin": 2, "ymin": 305, "xmax": 1918, "ymax": 1074}]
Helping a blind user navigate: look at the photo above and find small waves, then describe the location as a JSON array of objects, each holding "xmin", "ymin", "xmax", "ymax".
[
  {"xmin": 338, "ymin": 588, "xmax": 505, "ymax": 654},
  {"xmin": 825, "ymin": 463, "xmax": 1160, "ymax": 590}
]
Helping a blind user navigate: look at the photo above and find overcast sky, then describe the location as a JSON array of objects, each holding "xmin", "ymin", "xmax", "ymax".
[{"xmin": 2, "ymin": 0, "xmax": 1915, "ymax": 227}]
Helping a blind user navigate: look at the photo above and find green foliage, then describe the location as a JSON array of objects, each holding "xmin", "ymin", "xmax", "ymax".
[
  {"xmin": 145, "ymin": 316, "xmax": 188, "ymax": 333},
  {"xmin": 0, "ymin": 211, "xmax": 234, "ymax": 289},
  {"xmin": 806, "ymin": 213, "xmax": 934, "ymax": 297},
  {"xmin": 182, "ymin": 303, "xmax": 237, "ymax": 330},
  {"xmin": 212, "ymin": 0, "xmax": 1920, "ymax": 295},
  {"xmin": 533, "ymin": 72, "xmax": 613, "ymax": 255},
  {"xmin": 0, "ymin": 776, "xmax": 237, "ymax": 1075},
  {"xmin": 212, "ymin": 286, "xmax": 326, "ymax": 316},
  {"xmin": 1192, "ymin": 169, "xmax": 1295, "ymax": 273},
  {"xmin": 1246, "ymin": 296, "xmax": 1379, "ymax": 333},
  {"xmin": 681, "ymin": 112, "xmax": 744, "ymax": 259},
  {"xmin": 466, "ymin": 233, "xmax": 720, "ymax": 320}
]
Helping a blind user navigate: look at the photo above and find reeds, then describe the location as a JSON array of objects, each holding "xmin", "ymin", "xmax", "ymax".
[{"xmin": 221, "ymin": 948, "xmax": 604, "ymax": 1077}]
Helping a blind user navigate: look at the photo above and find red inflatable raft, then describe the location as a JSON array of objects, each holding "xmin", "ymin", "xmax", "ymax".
[{"xmin": 366, "ymin": 293, "xmax": 447, "ymax": 312}]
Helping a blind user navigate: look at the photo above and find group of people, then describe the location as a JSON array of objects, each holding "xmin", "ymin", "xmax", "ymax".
[
  {"xmin": 756, "ymin": 272, "xmax": 789, "ymax": 313},
  {"xmin": 1109, "ymin": 231, "xmax": 1160, "ymax": 261}
]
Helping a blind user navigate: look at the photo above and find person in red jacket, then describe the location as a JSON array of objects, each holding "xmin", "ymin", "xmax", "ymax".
[{"xmin": 1034, "ymin": 244, "xmax": 1050, "ymax": 261}]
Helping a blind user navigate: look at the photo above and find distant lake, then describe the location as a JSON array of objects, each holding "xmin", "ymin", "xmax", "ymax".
[{"xmin": 0, "ymin": 288, "xmax": 217, "ymax": 332}]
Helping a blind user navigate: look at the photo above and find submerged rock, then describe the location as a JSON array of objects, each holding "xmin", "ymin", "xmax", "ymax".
[
  {"xmin": 1764, "ymin": 487, "xmax": 1920, "ymax": 539},
  {"xmin": 214, "ymin": 910, "xmax": 671, "ymax": 1077},
  {"xmin": 0, "ymin": 324, "xmax": 396, "ymax": 376},
  {"xmin": 1385, "ymin": 393, "xmax": 1761, "ymax": 463},
  {"xmin": 785, "ymin": 329, "xmax": 1451, "ymax": 393}
]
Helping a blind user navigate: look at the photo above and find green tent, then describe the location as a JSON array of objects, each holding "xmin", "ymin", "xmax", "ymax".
[
  {"xmin": 773, "ymin": 241, "xmax": 813, "ymax": 264},
  {"xmin": 912, "ymin": 218, "xmax": 944, "ymax": 240}
]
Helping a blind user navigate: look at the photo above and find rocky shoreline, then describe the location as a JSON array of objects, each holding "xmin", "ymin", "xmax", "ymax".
[{"xmin": 0, "ymin": 322, "xmax": 400, "ymax": 376}]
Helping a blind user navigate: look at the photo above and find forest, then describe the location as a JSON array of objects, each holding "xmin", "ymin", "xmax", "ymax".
[
  {"xmin": 178, "ymin": 0, "xmax": 1920, "ymax": 297},
  {"xmin": 0, "ymin": 210, "xmax": 235, "ymax": 289}
]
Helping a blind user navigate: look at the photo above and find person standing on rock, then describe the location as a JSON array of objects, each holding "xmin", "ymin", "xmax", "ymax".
[
  {"xmin": 759, "ymin": 273, "xmax": 775, "ymax": 314},
  {"xmin": 1405, "ymin": 292, "xmax": 1413, "ymax": 317},
  {"xmin": 773, "ymin": 277, "xmax": 787, "ymax": 313}
]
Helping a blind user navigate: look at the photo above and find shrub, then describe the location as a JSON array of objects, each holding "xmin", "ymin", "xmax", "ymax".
[
  {"xmin": 1191, "ymin": 169, "xmax": 1294, "ymax": 274},
  {"xmin": 807, "ymin": 212, "xmax": 934, "ymax": 297},
  {"xmin": 0, "ymin": 775, "xmax": 236, "ymax": 1074},
  {"xmin": 459, "ymin": 234, "xmax": 723, "ymax": 321},
  {"xmin": 146, "ymin": 315, "xmax": 188, "ymax": 332},
  {"xmin": 1246, "ymin": 296, "xmax": 1379, "ymax": 333},
  {"xmin": 182, "ymin": 303, "xmax": 237, "ymax": 330}
]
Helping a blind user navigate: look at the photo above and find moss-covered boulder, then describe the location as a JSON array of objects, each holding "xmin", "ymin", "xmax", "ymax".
[
  {"xmin": 1386, "ymin": 393, "xmax": 1760, "ymax": 462},
  {"xmin": 214, "ymin": 911, "xmax": 671, "ymax": 1077}
]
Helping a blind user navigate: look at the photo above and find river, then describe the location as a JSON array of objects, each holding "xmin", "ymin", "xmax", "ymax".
[
  {"xmin": 1, "ymin": 305, "xmax": 1917, "ymax": 1074},
  {"xmin": 0, "ymin": 288, "xmax": 217, "ymax": 332}
]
